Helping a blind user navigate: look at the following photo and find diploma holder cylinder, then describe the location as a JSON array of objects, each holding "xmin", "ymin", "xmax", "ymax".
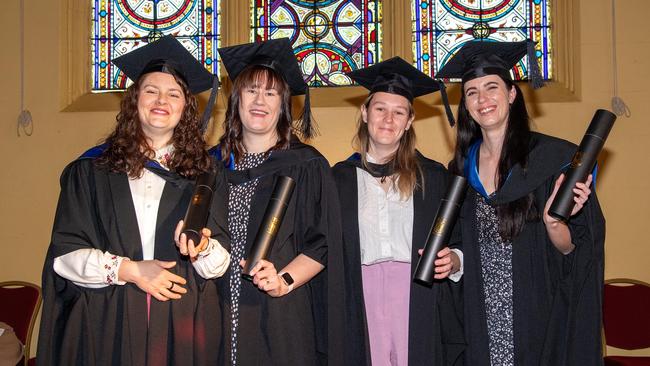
[
  {"xmin": 548, "ymin": 109, "xmax": 616, "ymax": 222},
  {"xmin": 414, "ymin": 175, "xmax": 467, "ymax": 287},
  {"xmin": 181, "ymin": 170, "xmax": 217, "ymax": 246},
  {"xmin": 242, "ymin": 176, "xmax": 296, "ymax": 281}
]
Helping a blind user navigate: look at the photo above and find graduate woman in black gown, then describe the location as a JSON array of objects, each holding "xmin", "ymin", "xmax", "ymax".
[
  {"xmin": 331, "ymin": 57, "xmax": 465, "ymax": 366},
  {"xmin": 37, "ymin": 36, "xmax": 230, "ymax": 365},
  {"xmin": 438, "ymin": 40, "xmax": 606, "ymax": 365},
  {"xmin": 210, "ymin": 39, "xmax": 343, "ymax": 366}
]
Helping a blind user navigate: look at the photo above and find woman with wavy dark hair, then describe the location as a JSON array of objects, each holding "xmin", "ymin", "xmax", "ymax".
[
  {"xmin": 209, "ymin": 39, "xmax": 343, "ymax": 366},
  {"xmin": 96, "ymin": 69, "xmax": 212, "ymax": 178},
  {"xmin": 439, "ymin": 41, "xmax": 605, "ymax": 366},
  {"xmin": 37, "ymin": 36, "xmax": 230, "ymax": 366},
  {"xmin": 331, "ymin": 57, "xmax": 464, "ymax": 366}
]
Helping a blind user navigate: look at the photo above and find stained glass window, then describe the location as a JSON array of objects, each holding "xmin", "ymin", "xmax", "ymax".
[
  {"xmin": 92, "ymin": 0, "xmax": 220, "ymax": 92},
  {"xmin": 412, "ymin": 0, "xmax": 551, "ymax": 80},
  {"xmin": 251, "ymin": 0, "xmax": 382, "ymax": 87}
]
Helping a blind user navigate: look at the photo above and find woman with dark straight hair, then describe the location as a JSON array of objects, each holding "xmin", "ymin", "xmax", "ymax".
[
  {"xmin": 210, "ymin": 39, "xmax": 343, "ymax": 366},
  {"xmin": 331, "ymin": 57, "xmax": 465, "ymax": 366},
  {"xmin": 38, "ymin": 36, "xmax": 230, "ymax": 365},
  {"xmin": 439, "ymin": 40, "xmax": 606, "ymax": 366}
]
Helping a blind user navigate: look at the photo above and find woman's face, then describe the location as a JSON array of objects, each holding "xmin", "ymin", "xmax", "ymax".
[
  {"xmin": 238, "ymin": 74, "xmax": 282, "ymax": 140},
  {"xmin": 362, "ymin": 91, "xmax": 414, "ymax": 153},
  {"xmin": 463, "ymin": 74, "xmax": 516, "ymax": 133},
  {"xmin": 137, "ymin": 72, "xmax": 186, "ymax": 146}
]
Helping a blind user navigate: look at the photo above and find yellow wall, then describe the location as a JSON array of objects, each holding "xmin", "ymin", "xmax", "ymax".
[{"xmin": 0, "ymin": 0, "xmax": 648, "ymax": 358}]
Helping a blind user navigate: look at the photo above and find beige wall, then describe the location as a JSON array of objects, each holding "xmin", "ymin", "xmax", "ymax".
[{"xmin": 1, "ymin": 0, "xmax": 648, "ymax": 358}]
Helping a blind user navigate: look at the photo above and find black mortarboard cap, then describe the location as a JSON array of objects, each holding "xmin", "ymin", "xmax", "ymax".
[
  {"xmin": 218, "ymin": 38, "xmax": 307, "ymax": 96},
  {"xmin": 113, "ymin": 35, "xmax": 216, "ymax": 94},
  {"xmin": 218, "ymin": 38, "xmax": 315, "ymax": 138},
  {"xmin": 348, "ymin": 57, "xmax": 441, "ymax": 100},
  {"xmin": 347, "ymin": 57, "xmax": 455, "ymax": 126},
  {"xmin": 436, "ymin": 40, "xmax": 544, "ymax": 89},
  {"xmin": 112, "ymin": 35, "xmax": 219, "ymax": 133}
]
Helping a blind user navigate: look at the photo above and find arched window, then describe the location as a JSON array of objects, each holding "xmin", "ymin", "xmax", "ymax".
[
  {"xmin": 251, "ymin": 0, "xmax": 382, "ymax": 87},
  {"xmin": 92, "ymin": 0, "xmax": 220, "ymax": 91},
  {"xmin": 412, "ymin": 0, "xmax": 551, "ymax": 80}
]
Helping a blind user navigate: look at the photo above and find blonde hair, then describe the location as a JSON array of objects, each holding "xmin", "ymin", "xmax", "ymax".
[{"xmin": 352, "ymin": 93, "xmax": 422, "ymax": 199}]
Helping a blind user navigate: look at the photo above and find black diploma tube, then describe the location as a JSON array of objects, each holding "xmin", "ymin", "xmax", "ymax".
[
  {"xmin": 413, "ymin": 175, "xmax": 467, "ymax": 286},
  {"xmin": 548, "ymin": 109, "xmax": 616, "ymax": 222},
  {"xmin": 242, "ymin": 175, "xmax": 296, "ymax": 281},
  {"xmin": 181, "ymin": 170, "xmax": 217, "ymax": 246}
]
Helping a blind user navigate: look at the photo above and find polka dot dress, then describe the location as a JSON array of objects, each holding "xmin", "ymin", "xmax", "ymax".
[
  {"xmin": 227, "ymin": 152, "xmax": 267, "ymax": 366},
  {"xmin": 476, "ymin": 193, "xmax": 515, "ymax": 366}
]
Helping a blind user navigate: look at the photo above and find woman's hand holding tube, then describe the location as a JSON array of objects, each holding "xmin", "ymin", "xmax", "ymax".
[
  {"xmin": 417, "ymin": 247, "xmax": 460, "ymax": 279},
  {"xmin": 241, "ymin": 254, "xmax": 324, "ymax": 298},
  {"xmin": 240, "ymin": 259, "xmax": 287, "ymax": 297},
  {"xmin": 174, "ymin": 220, "xmax": 211, "ymax": 261},
  {"xmin": 118, "ymin": 259, "xmax": 187, "ymax": 301},
  {"xmin": 543, "ymin": 174, "xmax": 593, "ymax": 254},
  {"xmin": 544, "ymin": 174, "xmax": 593, "ymax": 225}
]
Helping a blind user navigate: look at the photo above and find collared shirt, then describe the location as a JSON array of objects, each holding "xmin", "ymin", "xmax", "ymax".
[{"xmin": 357, "ymin": 155, "xmax": 414, "ymax": 265}]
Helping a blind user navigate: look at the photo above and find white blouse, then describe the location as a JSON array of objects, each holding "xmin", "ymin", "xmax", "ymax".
[
  {"xmin": 356, "ymin": 154, "xmax": 463, "ymax": 281},
  {"xmin": 357, "ymin": 161, "xmax": 414, "ymax": 266},
  {"xmin": 53, "ymin": 146, "xmax": 229, "ymax": 287}
]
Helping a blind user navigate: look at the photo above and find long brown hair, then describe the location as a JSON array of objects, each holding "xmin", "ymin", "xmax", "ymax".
[
  {"xmin": 353, "ymin": 93, "xmax": 422, "ymax": 199},
  {"xmin": 218, "ymin": 65, "xmax": 293, "ymax": 164},
  {"xmin": 96, "ymin": 71, "xmax": 213, "ymax": 179}
]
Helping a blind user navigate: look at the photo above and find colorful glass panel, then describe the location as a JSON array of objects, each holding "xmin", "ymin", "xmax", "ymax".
[
  {"xmin": 412, "ymin": 0, "xmax": 551, "ymax": 80},
  {"xmin": 251, "ymin": 0, "xmax": 382, "ymax": 87},
  {"xmin": 92, "ymin": 0, "xmax": 220, "ymax": 91}
]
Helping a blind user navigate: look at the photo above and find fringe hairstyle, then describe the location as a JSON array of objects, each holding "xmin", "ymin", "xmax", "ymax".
[
  {"xmin": 96, "ymin": 70, "xmax": 213, "ymax": 179},
  {"xmin": 218, "ymin": 65, "xmax": 293, "ymax": 164},
  {"xmin": 353, "ymin": 93, "xmax": 422, "ymax": 200},
  {"xmin": 449, "ymin": 77, "xmax": 538, "ymax": 241}
]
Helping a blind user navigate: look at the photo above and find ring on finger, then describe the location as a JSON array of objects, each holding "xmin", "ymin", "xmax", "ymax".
[{"xmin": 168, "ymin": 282, "xmax": 175, "ymax": 291}]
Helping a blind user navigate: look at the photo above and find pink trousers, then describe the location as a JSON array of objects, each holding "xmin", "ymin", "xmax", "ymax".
[{"xmin": 362, "ymin": 261, "xmax": 412, "ymax": 366}]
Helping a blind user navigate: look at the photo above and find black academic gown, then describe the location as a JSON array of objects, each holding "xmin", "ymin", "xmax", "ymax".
[
  {"xmin": 457, "ymin": 132, "xmax": 605, "ymax": 366},
  {"xmin": 209, "ymin": 138, "xmax": 344, "ymax": 366},
  {"xmin": 331, "ymin": 152, "xmax": 465, "ymax": 366},
  {"xmin": 37, "ymin": 152, "xmax": 230, "ymax": 366}
]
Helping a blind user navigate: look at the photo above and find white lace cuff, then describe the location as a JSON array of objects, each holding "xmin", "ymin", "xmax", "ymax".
[
  {"xmin": 192, "ymin": 238, "xmax": 230, "ymax": 279},
  {"xmin": 53, "ymin": 249, "xmax": 129, "ymax": 288}
]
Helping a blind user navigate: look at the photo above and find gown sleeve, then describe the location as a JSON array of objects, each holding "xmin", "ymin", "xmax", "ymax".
[
  {"xmin": 49, "ymin": 160, "xmax": 108, "ymax": 259},
  {"xmin": 294, "ymin": 157, "xmax": 340, "ymax": 266}
]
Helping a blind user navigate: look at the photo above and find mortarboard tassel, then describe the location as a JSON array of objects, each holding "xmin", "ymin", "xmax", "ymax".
[
  {"xmin": 200, "ymin": 76, "xmax": 220, "ymax": 134},
  {"xmin": 527, "ymin": 40, "xmax": 545, "ymax": 89},
  {"xmin": 299, "ymin": 86, "xmax": 317, "ymax": 139},
  {"xmin": 438, "ymin": 81, "xmax": 456, "ymax": 127}
]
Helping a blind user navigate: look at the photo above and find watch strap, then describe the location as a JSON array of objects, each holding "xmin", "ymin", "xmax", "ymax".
[{"xmin": 279, "ymin": 272, "xmax": 294, "ymax": 294}]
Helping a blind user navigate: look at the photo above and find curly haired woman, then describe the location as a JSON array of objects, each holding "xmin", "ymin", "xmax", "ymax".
[{"xmin": 37, "ymin": 36, "xmax": 230, "ymax": 366}]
